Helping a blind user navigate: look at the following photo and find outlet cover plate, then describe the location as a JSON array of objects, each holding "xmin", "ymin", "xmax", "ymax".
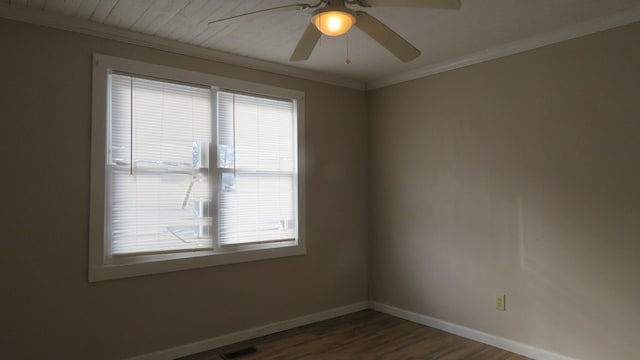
[{"xmin": 496, "ymin": 294, "xmax": 506, "ymax": 311}]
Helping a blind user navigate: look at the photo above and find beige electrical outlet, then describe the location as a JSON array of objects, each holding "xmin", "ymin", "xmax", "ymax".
[{"xmin": 496, "ymin": 294, "xmax": 506, "ymax": 311}]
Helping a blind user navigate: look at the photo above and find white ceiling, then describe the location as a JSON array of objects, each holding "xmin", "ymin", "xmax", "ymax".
[{"xmin": 3, "ymin": 0, "xmax": 640, "ymax": 88}]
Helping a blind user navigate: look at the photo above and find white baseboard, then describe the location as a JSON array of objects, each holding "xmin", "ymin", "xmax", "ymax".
[
  {"xmin": 126, "ymin": 301, "xmax": 369, "ymax": 360},
  {"xmin": 369, "ymin": 301, "xmax": 574, "ymax": 360},
  {"xmin": 126, "ymin": 300, "xmax": 574, "ymax": 360}
]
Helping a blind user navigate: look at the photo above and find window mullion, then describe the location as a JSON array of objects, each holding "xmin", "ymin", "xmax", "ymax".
[{"xmin": 211, "ymin": 88, "xmax": 221, "ymax": 250}]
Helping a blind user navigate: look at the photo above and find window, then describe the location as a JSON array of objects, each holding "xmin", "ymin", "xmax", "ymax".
[{"xmin": 90, "ymin": 54, "xmax": 305, "ymax": 281}]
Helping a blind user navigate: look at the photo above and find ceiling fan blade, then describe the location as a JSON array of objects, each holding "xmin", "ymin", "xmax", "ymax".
[
  {"xmin": 290, "ymin": 23, "xmax": 322, "ymax": 61},
  {"xmin": 354, "ymin": 11, "xmax": 421, "ymax": 62},
  {"xmin": 208, "ymin": 4, "xmax": 311, "ymax": 26},
  {"xmin": 361, "ymin": 0, "xmax": 461, "ymax": 9}
]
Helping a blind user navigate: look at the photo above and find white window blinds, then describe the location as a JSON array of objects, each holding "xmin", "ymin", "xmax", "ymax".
[
  {"xmin": 109, "ymin": 74, "xmax": 213, "ymax": 255},
  {"xmin": 107, "ymin": 73, "xmax": 298, "ymax": 256},
  {"xmin": 217, "ymin": 92, "xmax": 297, "ymax": 245}
]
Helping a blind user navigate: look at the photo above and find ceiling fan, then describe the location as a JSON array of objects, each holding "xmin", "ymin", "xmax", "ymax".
[{"xmin": 208, "ymin": 0, "xmax": 461, "ymax": 63}]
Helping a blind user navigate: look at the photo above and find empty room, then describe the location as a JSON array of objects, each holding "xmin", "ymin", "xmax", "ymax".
[{"xmin": 1, "ymin": 1, "xmax": 639, "ymax": 359}]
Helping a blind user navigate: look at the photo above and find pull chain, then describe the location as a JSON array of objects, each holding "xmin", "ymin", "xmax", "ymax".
[{"xmin": 345, "ymin": 31, "xmax": 351, "ymax": 64}]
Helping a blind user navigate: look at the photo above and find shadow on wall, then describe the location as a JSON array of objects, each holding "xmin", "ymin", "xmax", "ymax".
[{"xmin": 516, "ymin": 191, "xmax": 639, "ymax": 356}]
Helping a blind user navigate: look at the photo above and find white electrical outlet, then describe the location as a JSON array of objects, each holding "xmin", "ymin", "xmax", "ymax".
[{"xmin": 496, "ymin": 294, "xmax": 506, "ymax": 311}]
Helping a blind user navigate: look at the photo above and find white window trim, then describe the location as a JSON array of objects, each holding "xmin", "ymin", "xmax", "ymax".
[{"xmin": 89, "ymin": 54, "xmax": 306, "ymax": 282}]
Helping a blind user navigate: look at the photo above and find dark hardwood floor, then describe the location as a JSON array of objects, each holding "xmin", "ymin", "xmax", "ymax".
[{"xmin": 179, "ymin": 310, "xmax": 530, "ymax": 360}]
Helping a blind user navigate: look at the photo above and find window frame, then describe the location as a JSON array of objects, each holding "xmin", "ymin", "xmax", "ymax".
[{"xmin": 89, "ymin": 54, "xmax": 306, "ymax": 282}]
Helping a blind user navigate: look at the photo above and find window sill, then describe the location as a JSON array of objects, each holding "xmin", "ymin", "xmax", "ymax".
[{"xmin": 88, "ymin": 241, "xmax": 305, "ymax": 282}]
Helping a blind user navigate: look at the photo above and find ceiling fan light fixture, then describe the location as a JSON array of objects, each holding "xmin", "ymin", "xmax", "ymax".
[{"xmin": 312, "ymin": 10, "xmax": 356, "ymax": 36}]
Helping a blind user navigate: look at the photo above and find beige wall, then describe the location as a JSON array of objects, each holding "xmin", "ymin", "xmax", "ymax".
[
  {"xmin": 4, "ymin": 13, "xmax": 640, "ymax": 360},
  {"xmin": 0, "ymin": 19, "xmax": 368, "ymax": 359},
  {"xmin": 368, "ymin": 22, "xmax": 640, "ymax": 360}
]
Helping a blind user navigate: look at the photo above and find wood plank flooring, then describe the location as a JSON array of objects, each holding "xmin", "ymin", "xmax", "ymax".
[{"xmin": 179, "ymin": 310, "xmax": 530, "ymax": 360}]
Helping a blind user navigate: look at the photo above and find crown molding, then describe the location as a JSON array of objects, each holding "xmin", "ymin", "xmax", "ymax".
[
  {"xmin": 0, "ymin": 3, "xmax": 366, "ymax": 91},
  {"xmin": 367, "ymin": 5, "xmax": 640, "ymax": 90},
  {"xmin": 3, "ymin": 3, "xmax": 639, "ymax": 92}
]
